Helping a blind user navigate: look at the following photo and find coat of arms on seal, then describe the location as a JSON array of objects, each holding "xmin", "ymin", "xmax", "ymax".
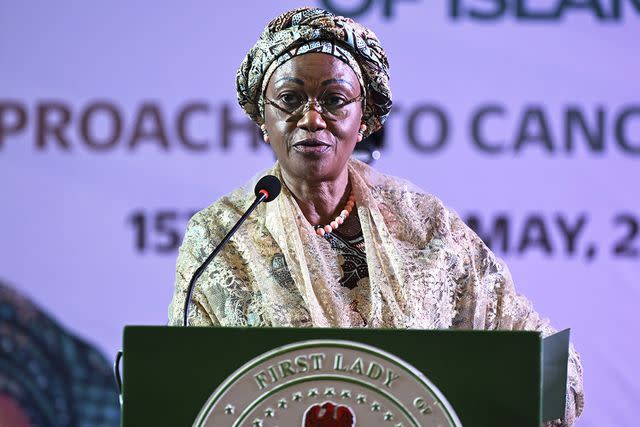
[{"xmin": 193, "ymin": 340, "xmax": 462, "ymax": 427}]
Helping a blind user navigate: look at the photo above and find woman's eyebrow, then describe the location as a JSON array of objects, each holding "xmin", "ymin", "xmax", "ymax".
[
  {"xmin": 321, "ymin": 78, "xmax": 354, "ymax": 89},
  {"xmin": 274, "ymin": 77, "xmax": 304, "ymax": 86}
]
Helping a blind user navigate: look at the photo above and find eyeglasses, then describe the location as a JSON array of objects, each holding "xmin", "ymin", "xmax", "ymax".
[{"xmin": 264, "ymin": 93, "xmax": 365, "ymax": 121}]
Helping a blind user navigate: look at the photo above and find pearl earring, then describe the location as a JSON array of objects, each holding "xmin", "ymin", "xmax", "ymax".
[
  {"xmin": 357, "ymin": 124, "xmax": 367, "ymax": 141},
  {"xmin": 260, "ymin": 125, "xmax": 269, "ymax": 144}
]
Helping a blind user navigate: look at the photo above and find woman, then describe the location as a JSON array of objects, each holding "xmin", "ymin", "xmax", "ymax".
[{"xmin": 168, "ymin": 7, "xmax": 583, "ymax": 425}]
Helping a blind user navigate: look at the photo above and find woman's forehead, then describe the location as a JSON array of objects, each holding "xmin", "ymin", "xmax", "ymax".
[{"xmin": 269, "ymin": 53, "xmax": 359, "ymax": 89}]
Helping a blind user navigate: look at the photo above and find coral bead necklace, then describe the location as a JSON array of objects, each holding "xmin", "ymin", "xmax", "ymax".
[{"xmin": 314, "ymin": 192, "xmax": 355, "ymax": 237}]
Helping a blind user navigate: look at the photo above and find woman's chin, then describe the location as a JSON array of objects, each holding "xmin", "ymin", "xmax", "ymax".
[{"xmin": 284, "ymin": 160, "xmax": 343, "ymax": 184}]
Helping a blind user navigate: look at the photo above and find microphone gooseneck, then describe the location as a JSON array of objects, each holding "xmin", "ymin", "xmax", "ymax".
[{"xmin": 183, "ymin": 175, "xmax": 282, "ymax": 326}]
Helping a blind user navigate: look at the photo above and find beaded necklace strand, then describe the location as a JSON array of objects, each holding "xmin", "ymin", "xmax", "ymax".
[{"xmin": 314, "ymin": 192, "xmax": 355, "ymax": 237}]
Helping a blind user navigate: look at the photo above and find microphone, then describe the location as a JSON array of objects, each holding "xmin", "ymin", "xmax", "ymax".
[
  {"xmin": 182, "ymin": 175, "xmax": 282, "ymax": 326},
  {"xmin": 254, "ymin": 174, "xmax": 281, "ymax": 202}
]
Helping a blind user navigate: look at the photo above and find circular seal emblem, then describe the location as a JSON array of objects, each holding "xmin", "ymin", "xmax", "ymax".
[{"xmin": 193, "ymin": 340, "xmax": 462, "ymax": 427}]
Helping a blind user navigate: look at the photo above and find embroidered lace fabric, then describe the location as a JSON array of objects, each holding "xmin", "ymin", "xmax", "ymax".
[{"xmin": 168, "ymin": 159, "xmax": 584, "ymax": 425}]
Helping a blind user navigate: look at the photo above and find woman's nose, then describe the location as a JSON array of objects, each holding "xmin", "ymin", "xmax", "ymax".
[{"xmin": 297, "ymin": 107, "xmax": 327, "ymax": 132}]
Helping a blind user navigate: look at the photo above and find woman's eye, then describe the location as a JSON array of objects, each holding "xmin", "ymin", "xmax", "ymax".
[
  {"xmin": 279, "ymin": 93, "xmax": 302, "ymax": 106},
  {"xmin": 324, "ymin": 95, "xmax": 346, "ymax": 108}
]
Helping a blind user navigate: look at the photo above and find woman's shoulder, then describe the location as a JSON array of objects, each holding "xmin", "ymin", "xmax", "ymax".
[
  {"xmin": 185, "ymin": 175, "xmax": 270, "ymax": 245},
  {"xmin": 190, "ymin": 166, "xmax": 278, "ymax": 227},
  {"xmin": 193, "ymin": 188, "xmax": 251, "ymax": 224},
  {"xmin": 354, "ymin": 161, "xmax": 446, "ymax": 219},
  {"xmin": 353, "ymin": 159, "xmax": 443, "ymax": 205},
  {"xmin": 353, "ymin": 159, "xmax": 480, "ymax": 247}
]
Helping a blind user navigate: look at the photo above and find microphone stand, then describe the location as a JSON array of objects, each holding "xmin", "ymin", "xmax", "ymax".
[{"xmin": 182, "ymin": 191, "xmax": 267, "ymax": 327}]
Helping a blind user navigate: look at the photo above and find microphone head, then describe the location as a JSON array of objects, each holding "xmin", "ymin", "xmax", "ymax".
[{"xmin": 254, "ymin": 175, "xmax": 281, "ymax": 202}]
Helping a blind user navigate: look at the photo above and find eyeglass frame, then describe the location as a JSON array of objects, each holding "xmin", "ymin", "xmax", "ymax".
[{"xmin": 263, "ymin": 92, "xmax": 366, "ymax": 120}]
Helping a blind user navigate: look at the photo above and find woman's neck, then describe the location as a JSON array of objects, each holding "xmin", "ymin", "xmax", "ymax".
[{"xmin": 281, "ymin": 169, "xmax": 351, "ymax": 226}]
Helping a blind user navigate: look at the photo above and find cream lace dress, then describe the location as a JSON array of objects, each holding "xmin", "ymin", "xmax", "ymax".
[{"xmin": 168, "ymin": 159, "xmax": 584, "ymax": 425}]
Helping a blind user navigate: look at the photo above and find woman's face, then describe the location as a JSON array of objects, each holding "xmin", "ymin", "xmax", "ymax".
[{"xmin": 263, "ymin": 53, "xmax": 363, "ymax": 185}]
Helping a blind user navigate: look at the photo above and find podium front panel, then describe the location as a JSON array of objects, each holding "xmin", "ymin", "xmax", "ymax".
[{"xmin": 121, "ymin": 327, "xmax": 541, "ymax": 427}]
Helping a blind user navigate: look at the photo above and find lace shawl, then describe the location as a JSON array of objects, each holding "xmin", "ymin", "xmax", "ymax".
[{"xmin": 168, "ymin": 159, "xmax": 584, "ymax": 425}]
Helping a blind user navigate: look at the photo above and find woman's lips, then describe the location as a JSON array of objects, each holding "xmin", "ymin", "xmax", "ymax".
[{"xmin": 292, "ymin": 139, "xmax": 331, "ymax": 154}]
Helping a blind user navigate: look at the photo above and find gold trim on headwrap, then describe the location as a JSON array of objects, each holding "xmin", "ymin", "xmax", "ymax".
[{"xmin": 236, "ymin": 7, "xmax": 392, "ymax": 138}]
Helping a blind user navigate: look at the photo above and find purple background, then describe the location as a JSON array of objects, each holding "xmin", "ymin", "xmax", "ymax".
[{"xmin": 1, "ymin": 1, "xmax": 639, "ymax": 424}]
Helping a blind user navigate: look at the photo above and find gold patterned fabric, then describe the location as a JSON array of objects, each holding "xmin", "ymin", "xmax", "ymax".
[{"xmin": 168, "ymin": 159, "xmax": 584, "ymax": 425}]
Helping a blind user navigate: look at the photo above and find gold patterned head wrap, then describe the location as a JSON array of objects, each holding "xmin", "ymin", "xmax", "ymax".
[{"xmin": 236, "ymin": 7, "xmax": 392, "ymax": 138}]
